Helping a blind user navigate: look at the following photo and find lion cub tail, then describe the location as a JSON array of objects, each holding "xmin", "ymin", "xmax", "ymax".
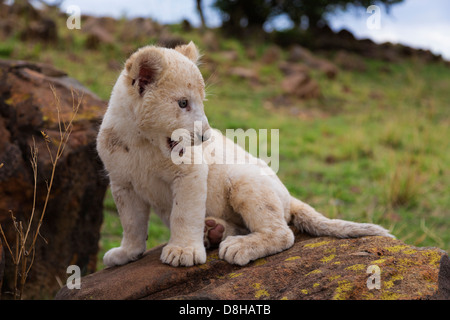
[{"xmin": 289, "ymin": 197, "xmax": 393, "ymax": 238}]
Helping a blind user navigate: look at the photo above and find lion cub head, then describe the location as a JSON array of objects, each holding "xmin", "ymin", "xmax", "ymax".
[{"xmin": 123, "ymin": 41, "xmax": 211, "ymax": 147}]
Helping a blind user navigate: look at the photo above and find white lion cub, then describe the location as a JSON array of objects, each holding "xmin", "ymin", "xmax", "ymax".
[{"xmin": 97, "ymin": 42, "xmax": 393, "ymax": 267}]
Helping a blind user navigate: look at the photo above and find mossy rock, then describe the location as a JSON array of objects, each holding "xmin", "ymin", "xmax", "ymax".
[{"xmin": 55, "ymin": 231, "xmax": 449, "ymax": 300}]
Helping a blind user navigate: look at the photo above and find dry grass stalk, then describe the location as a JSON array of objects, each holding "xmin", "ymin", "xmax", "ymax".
[{"xmin": 0, "ymin": 85, "xmax": 82, "ymax": 299}]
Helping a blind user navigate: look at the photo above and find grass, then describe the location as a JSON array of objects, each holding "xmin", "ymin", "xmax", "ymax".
[{"xmin": 2, "ymin": 16, "xmax": 448, "ymax": 268}]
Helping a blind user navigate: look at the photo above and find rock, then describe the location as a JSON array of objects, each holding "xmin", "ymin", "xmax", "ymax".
[
  {"xmin": 203, "ymin": 31, "xmax": 220, "ymax": 52},
  {"xmin": 278, "ymin": 61, "xmax": 310, "ymax": 76},
  {"xmin": 261, "ymin": 45, "xmax": 281, "ymax": 64},
  {"xmin": 281, "ymin": 72, "xmax": 320, "ymax": 99},
  {"xmin": 84, "ymin": 25, "xmax": 114, "ymax": 49},
  {"xmin": 334, "ymin": 50, "xmax": 367, "ymax": 72},
  {"xmin": 83, "ymin": 16, "xmax": 118, "ymax": 35},
  {"xmin": 220, "ymin": 50, "xmax": 239, "ymax": 62},
  {"xmin": 54, "ymin": 232, "xmax": 449, "ymax": 300},
  {"xmin": 0, "ymin": 240, "xmax": 4, "ymax": 299},
  {"xmin": 118, "ymin": 17, "xmax": 161, "ymax": 43},
  {"xmin": 228, "ymin": 67, "xmax": 259, "ymax": 84},
  {"xmin": 288, "ymin": 45, "xmax": 338, "ymax": 79},
  {"xmin": 0, "ymin": 59, "xmax": 109, "ymax": 299},
  {"xmin": 19, "ymin": 17, "xmax": 58, "ymax": 43}
]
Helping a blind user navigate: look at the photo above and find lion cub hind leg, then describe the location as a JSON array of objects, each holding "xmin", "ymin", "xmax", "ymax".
[
  {"xmin": 204, "ymin": 217, "xmax": 249, "ymax": 248},
  {"xmin": 219, "ymin": 181, "xmax": 294, "ymax": 266}
]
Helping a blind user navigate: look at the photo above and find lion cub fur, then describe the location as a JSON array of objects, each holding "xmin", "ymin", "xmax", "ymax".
[{"xmin": 97, "ymin": 42, "xmax": 392, "ymax": 267}]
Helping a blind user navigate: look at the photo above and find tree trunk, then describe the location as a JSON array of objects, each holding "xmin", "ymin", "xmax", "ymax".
[{"xmin": 196, "ymin": 0, "xmax": 206, "ymax": 30}]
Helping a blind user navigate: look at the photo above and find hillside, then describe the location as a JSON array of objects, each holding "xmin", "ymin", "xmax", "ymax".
[{"xmin": 1, "ymin": 2, "xmax": 449, "ymax": 267}]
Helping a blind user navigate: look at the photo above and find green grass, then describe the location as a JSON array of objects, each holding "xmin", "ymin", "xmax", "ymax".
[{"xmin": 3, "ymin": 17, "xmax": 448, "ymax": 266}]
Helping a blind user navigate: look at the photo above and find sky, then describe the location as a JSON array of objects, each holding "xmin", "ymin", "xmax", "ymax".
[{"xmin": 49, "ymin": 0, "xmax": 450, "ymax": 60}]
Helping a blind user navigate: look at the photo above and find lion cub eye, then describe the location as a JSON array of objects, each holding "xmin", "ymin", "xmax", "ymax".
[{"xmin": 178, "ymin": 99, "xmax": 189, "ymax": 109}]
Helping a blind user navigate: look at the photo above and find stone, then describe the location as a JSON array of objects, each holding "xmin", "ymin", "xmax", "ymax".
[
  {"xmin": 55, "ymin": 231, "xmax": 449, "ymax": 300},
  {"xmin": 261, "ymin": 45, "xmax": 282, "ymax": 65},
  {"xmin": 0, "ymin": 240, "xmax": 4, "ymax": 299},
  {"xmin": 20, "ymin": 18, "xmax": 58, "ymax": 43},
  {"xmin": 281, "ymin": 72, "xmax": 320, "ymax": 99},
  {"xmin": 84, "ymin": 25, "xmax": 114, "ymax": 49},
  {"xmin": 0, "ymin": 59, "xmax": 109, "ymax": 299},
  {"xmin": 203, "ymin": 31, "xmax": 220, "ymax": 52},
  {"xmin": 278, "ymin": 61, "xmax": 310, "ymax": 76},
  {"xmin": 228, "ymin": 67, "xmax": 259, "ymax": 84},
  {"xmin": 220, "ymin": 50, "xmax": 239, "ymax": 62},
  {"xmin": 334, "ymin": 50, "xmax": 367, "ymax": 72},
  {"xmin": 119, "ymin": 17, "xmax": 161, "ymax": 43},
  {"xmin": 288, "ymin": 45, "xmax": 338, "ymax": 79}
]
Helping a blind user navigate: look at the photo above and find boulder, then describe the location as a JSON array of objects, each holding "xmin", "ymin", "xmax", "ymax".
[
  {"xmin": 19, "ymin": 18, "xmax": 58, "ymax": 43},
  {"xmin": 84, "ymin": 25, "xmax": 114, "ymax": 49},
  {"xmin": 228, "ymin": 67, "xmax": 259, "ymax": 84},
  {"xmin": 55, "ymin": 231, "xmax": 449, "ymax": 300},
  {"xmin": 288, "ymin": 45, "xmax": 338, "ymax": 79},
  {"xmin": 118, "ymin": 17, "xmax": 162, "ymax": 42},
  {"xmin": 334, "ymin": 50, "xmax": 367, "ymax": 72},
  {"xmin": 0, "ymin": 59, "xmax": 109, "ymax": 299},
  {"xmin": 0, "ymin": 240, "xmax": 4, "ymax": 299},
  {"xmin": 281, "ymin": 72, "xmax": 320, "ymax": 99},
  {"xmin": 261, "ymin": 45, "xmax": 282, "ymax": 65}
]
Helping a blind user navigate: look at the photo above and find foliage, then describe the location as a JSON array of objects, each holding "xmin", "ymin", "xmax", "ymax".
[{"xmin": 213, "ymin": 0, "xmax": 404, "ymax": 33}]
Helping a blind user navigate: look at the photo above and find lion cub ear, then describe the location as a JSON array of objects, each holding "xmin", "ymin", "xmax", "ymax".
[
  {"xmin": 126, "ymin": 47, "xmax": 165, "ymax": 96},
  {"xmin": 175, "ymin": 41, "xmax": 201, "ymax": 64}
]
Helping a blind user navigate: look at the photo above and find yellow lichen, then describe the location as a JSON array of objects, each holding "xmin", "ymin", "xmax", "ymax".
[
  {"xmin": 305, "ymin": 269, "xmax": 322, "ymax": 276},
  {"xmin": 252, "ymin": 283, "xmax": 270, "ymax": 298},
  {"xmin": 252, "ymin": 283, "xmax": 261, "ymax": 289},
  {"xmin": 320, "ymin": 254, "xmax": 336, "ymax": 263},
  {"xmin": 385, "ymin": 245, "xmax": 409, "ymax": 253},
  {"xmin": 255, "ymin": 289, "xmax": 270, "ymax": 298},
  {"xmin": 333, "ymin": 280, "xmax": 353, "ymax": 300},
  {"xmin": 285, "ymin": 256, "xmax": 301, "ymax": 261},
  {"xmin": 384, "ymin": 274, "xmax": 404, "ymax": 289},
  {"xmin": 324, "ymin": 247, "xmax": 336, "ymax": 254},
  {"xmin": 421, "ymin": 250, "xmax": 441, "ymax": 267},
  {"xmin": 253, "ymin": 258, "xmax": 267, "ymax": 266},
  {"xmin": 301, "ymin": 289, "xmax": 308, "ymax": 295},
  {"xmin": 371, "ymin": 258, "xmax": 387, "ymax": 264},
  {"xmin": 304, "ymin": 241, "xmax": 330, "ymax": 248},
  {"xmin": 362, "ymin": 292, "xmax": 374, "ymax": 300},
  {"xmin": 328, "ymin": 275, "xmax": 341, "ymax": 281},
  {"xmin": 381, "ymin": 291, "xmax": 400, "ymax": 300},
  {"xmin": 313, "ymin": 283, "xmax": 320, "ymax": 288},
  {"xmin": 228, "ymin": 272, "xmax": 243, "ymax": 279}
]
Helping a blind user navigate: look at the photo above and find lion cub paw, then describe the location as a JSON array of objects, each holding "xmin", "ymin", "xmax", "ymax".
[
  {"xmin": 218, "ymin": 235, "xmax": 254, "ymax": 266},
  {"xmin": 204, "ymin": 218, "xmax": 225, "ymax": 248},
  {"xmin": 103, "ymin": 246, "xmax": 144, "ymax": 267},
  {"xmin": 160, "ymin": 243, "xmax": 206, "ymax": 267}
]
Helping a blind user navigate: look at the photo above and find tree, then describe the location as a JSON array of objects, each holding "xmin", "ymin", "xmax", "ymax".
[
  {"xmin": 213, "ymin": 0, "xmax": 404, "ymax": 34},
  {"xmin": 280, "ymin": 0, "xmax": 403, "ymax": 30},
  {"xmin": 196, "ymin": 0, "xmax": 206, "ymax": 30},
  {"xmin": 214, "ymin": 0, "xmax": 281, "ymax": 35}
]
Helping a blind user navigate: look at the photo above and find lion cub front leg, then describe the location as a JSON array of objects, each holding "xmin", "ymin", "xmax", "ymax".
[
  {"xmin": 103, "ymin": 183, "xmax": 150, "ymax": 267},
  {"xmin": 160, "ymin": 166, "xmax": 208, "ymax": 267}
]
